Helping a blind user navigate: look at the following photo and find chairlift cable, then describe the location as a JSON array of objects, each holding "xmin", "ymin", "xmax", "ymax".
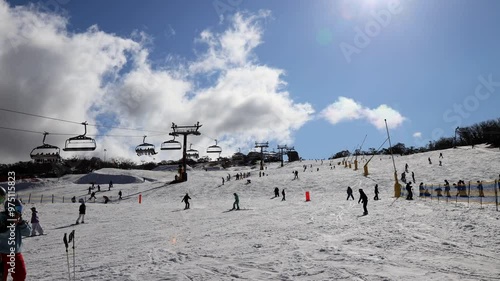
[{"xmin": 0, "ymin": 107, "xmax": 169, "ymax": 134}]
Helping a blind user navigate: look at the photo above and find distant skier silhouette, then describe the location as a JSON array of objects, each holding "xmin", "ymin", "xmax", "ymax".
[
  {"xmin": 182, "ymin": 193, "xmax": 191, "ymax": 209},
  {"xmin": 406, "ymin": 182, "xmax": 413, "ymax": 200},
  {"xmin": 373, "ymin": 184, "xmax": 379, "ymax": 200},
  {"xmin": 347, "ymin": 186, "xmax": 354, "ymax": 200},
  {"xmin": 232, "ymin": 193, "xmax": 240, "ymax": 210},
  {"xmin": 281, "ymin": 189, "xmax": 286, "ymax": 201},
  {"xmin": 358, "ymin": 189, "xmax": 368, "ymax": 215},
  {"xmin": 274, "ymin": 187, "xmax": 280, "ymax": 198}
]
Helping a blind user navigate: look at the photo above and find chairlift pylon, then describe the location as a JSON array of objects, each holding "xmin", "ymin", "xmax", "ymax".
[
  {"xmin": 207, "ymin": 139, "xmax": 222, "ymax": 154},
  {"xmin": 161, "ymin": 135, "xmax": 182, "ymax": 150},
  {"xmin": 30, "ymin": 132, "xmax": 61, "ymax": 163},
  {"xmin": 135, "ymin": 136, "xmax": 157, "ymax": 156},
  {"xmin": 63, "ymin": 122, "xmax": 97, "ymax": 152},
  {"xmin": 186, "ymin": 143, "xmax": 199, "ymax": 159}
]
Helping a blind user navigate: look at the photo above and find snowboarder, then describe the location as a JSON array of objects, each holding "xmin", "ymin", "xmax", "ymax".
[
  {"xmin": 232, "ymin": 193, "xmax": 240, "ymax": 210},
  {"xmin": 347, "ymin": 186, "xmax": 354, "ymax": 200},
  {"xmin": 358, "ymin": 189, "xmax": 368, "ymax": 215},
  {"xmin": 89, "ymin": 191, "xmax": 96, "ymax": 201},
  {"xmin": 76, "ymin": 200, "xmax": 86, "ymax": 224},
  {"xmin": 281, "ymin": 189, "xmax": 286, "ymax": 201},
  {"xmin": 103, "ymin": 196, "xmax": 110, "ymax": 204},
  {"xmin": 182, "ymin": 193, "xmax": 191, "ymax": 209},
  {"xmin": 30, "ymin": 207, "xmax": 44, "ymax": 236},
  {"xmin": 274, "ymin": 187, "xmax": 280, "ymax": 198},
  {"xmin": 374, "ymin": 184, "xmax": 379, "ymax": 200},
  {"xmin": 419, "ymin": 182, "xmax": 425, "ymax": 197},
  {"xmin": 406, "ymin": 182, "xmax": 413, "ymax": 200},
  {"xmin": 118, "ymin": 190, "xmax": 122, "ymax": 200},
  {"xmin": 71, "ymin": 196, "xmax": 76, "ymax": 203},
  {"xmin": 0, "ymin": 195, "xmax": 31, "ymax": 281},
  {"xmin": 477, "ymin": 181, "xmax": 484, "ymax": 197}
]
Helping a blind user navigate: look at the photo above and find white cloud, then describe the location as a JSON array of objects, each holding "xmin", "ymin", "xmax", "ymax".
[
  {"xmin": 320, "ymin": 97, "xmax": 405, "ymax": 129},
  {"xmin": 413, "ymin": 132, "xmax": 422, "ymax": 138},
  {"xmin": 0, "ymin": 3, "xmax": 314, "ymax": 163}
]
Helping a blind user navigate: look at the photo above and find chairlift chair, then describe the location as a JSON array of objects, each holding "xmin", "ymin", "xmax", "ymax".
[
  {"xmin": 186, "ymin": 143, "xmax": 199, "ymax": 159},
  {"xmin": 63, "ymin": 122, "xmax": 97, "ymax": 151},
  {"xmin": 161, "ymin": 136, "xmax": 182, "ymax": 150},
  {"xmin": 206, "ymin": 139, "xmax": 222, "ymax": 154},
  {"xmin": 30, "ymin": 132, "xmax": 61, "ymax": 163},
  {"xmin": 135, "ymin": 136, "xmax": 157, "ymax": 156}
]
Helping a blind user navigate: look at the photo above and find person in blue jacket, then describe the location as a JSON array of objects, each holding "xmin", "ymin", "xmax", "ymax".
[{"xmin": 0, "ymin": 191, "xmax": 32, "ymax": 281}]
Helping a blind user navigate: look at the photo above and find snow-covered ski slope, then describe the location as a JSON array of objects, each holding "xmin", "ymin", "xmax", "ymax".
[{"xmin": 9, "ymin": 144, "xmax": 500, "ymax": 280}]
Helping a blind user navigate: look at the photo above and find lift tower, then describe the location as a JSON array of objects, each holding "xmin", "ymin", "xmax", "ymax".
[
  {"xmin": 170, "ymin": 122, "xmax": 202, "ymax": 182},
  {"xmin": 255, "ymin": 142, "xmax": 269, "ymax": 170}
]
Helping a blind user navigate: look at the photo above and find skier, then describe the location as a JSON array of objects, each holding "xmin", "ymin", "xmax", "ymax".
[
  {"xmin": 346, "ymin": 186, "xmax": 354, "ymax": 200},
  {"xmin": 0, "ymin": 195, "xmax": 31, "ymax": 281},
  {"xmin": 274, "ymin": 187, "xmax": 280, "ymax": 198},
  {"xmin": 428, "ymin": 157, "xmax": 432, "ymax": 164},
  {"xmin": 406, "ymin": 182, "xmax": 413, "ymax": 200},
  {"xmin": 181, "ymin": 193, "xmax": 191, "ymax": 209},
  {"xmin": 373, "ymin": 184, "xmax": 379, "ymax": 200},
  {"xmin": 89, "ymin": 191, "xmax": 96, "ymax": 201},
  {"xmin": 281, "ymin": 189, "xmax": 286, "ymax": 201},
  {"xmin": 405, "ymin": 163, "xmax": 409, "ymax": 173},
  {"xmin": 76, "ymin": 199, "xmax": 86, "ymax": 224},
  {"xmin": 401, "ymin": 172, "xmax": 406, "ymax": 184},
  {"xmin": 118, "ymin": 190, "xmax": 122, "ymax": 200},
  {"xmin": 439, "ymin": 152, "xmax": 443, "ymax": 158},
  {"xmin": 109, "ymin": 180, "xmax": 113, "ymax": 191},
  {"xmin": 88, "ymin": 186, "xmax": 91, "ymax": 194},
  {"xmin": 411, "ymin": 172, "xmax": 415, "ymax": 184},
  {"xmin": 358, "ymin": 189, "xmax": 368, "ymax": 215},
  {"xmin": 71, "ymin": 196, "xmax": 76, "ymax": 203},
  {"xmin": 97, "ymin": 185, "xmax": 101, "ymax": 192},
  {"xmin": 477, "ymin": 181, "xmax": 484, "ymax": 197},
  {"xmin": 419, "ymin": 182, "xmax": 425, "ymax": 197},
  {"xmin": 294, "ymin": 170, "xmax": 299, "ymax": 180},
  {"xmin": 30, "ymin": 207, "xmax": 44, "ymax": 236},
  {"xmin": 103, "ymin": 196, "xmax": 109, "ymax": 204},
  {"xmin": 444, "ymin": 180, "xmax": 451, "ymax": 197},
  {"xmin": 232, "ymin": 193, "xmax": 240, "ymax": 210}
]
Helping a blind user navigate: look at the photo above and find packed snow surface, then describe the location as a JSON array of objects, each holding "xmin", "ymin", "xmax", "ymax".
[{"xmin": 5, "ymin": 145, "xmax": 500, "ymax": 280}]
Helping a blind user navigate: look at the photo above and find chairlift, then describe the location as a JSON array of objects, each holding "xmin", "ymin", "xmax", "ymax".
[
  {"xmin": 161, "ymin": 136, "xmax": 182, "ymax": 150},
  {"xmin": 207, "ymin": 139, "xmax": 222, "ymax": 154},
  {"xmin": 186, "ymin": 143, "xmax": 199, "ymax": 159},
  {"xmin": 135, "ymin": 136, "xmax": 157, "ymax": 156},
  {"xmin": 63, "ymin": 122, "xmax": 97, "ymax": 151},
  {"xmin": 30, "ymin": 132, "xmax": 61, "ymax": 163}
]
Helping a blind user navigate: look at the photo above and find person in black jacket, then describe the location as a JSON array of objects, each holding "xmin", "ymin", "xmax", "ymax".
[
  {"xmin": 76, "ymin": 200, "xmax": 86, "ymax": 224},
  {"xmin": 182, "ymin": 193, "xmax": 191, "ymax": 209},
  {"xmin": 347, "ymin": 186, "xmax": 354, "ymax": 200},
  {"xmin": 281, "ymin": 189, "xmax": 286, "ymax": 201},
  {"xmin": 358, "ymin": 189, "xmax": 368, "ymax": 215},
  {"xmin": 274, "ymin": 187, "xmax": 280, "ymax": 198},
  {"xmin": 373, "ymin": 184, "xmax": 379, "ymax": 200}
]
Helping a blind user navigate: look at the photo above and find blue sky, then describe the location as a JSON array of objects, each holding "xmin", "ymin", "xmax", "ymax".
[{"xmin": 1, "ymin": 0, "xmax": 499, "ymax": 163}]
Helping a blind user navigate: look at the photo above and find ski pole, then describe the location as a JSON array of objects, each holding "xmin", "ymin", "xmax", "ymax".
[
  {"xmin": 69, "ymin": 230, "xmax": 76, "ymax": 281},
  {"xmin": 63, "ymin": 233, "xmax": 71, "ymax": 281}
]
